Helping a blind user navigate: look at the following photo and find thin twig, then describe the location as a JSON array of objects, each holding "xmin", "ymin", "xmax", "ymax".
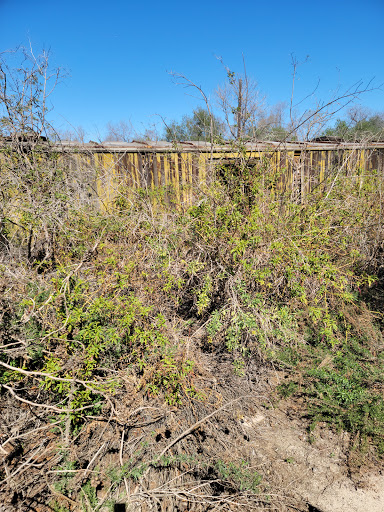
[{"xmin": 120, "ymin": 429, "xmax": 130, "ymax": 498}]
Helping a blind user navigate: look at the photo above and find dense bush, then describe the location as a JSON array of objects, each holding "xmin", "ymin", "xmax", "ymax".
[{"xmin": 1, "ymin": 146, "xmax": 384, "ymax": 511}]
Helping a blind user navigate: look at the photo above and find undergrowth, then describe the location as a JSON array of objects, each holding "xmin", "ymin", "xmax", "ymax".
[
  {"xmin": 278, "ymin": 329, "xmax": 384, "ymax": 456},
  {"xmin": 1, "ymin": 152, "xmax": 384, "ymax": 460}
]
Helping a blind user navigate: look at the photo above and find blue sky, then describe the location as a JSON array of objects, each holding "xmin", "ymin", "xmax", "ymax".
[{"xmin": 1, "ymin": 0, "xmax": 383, "ymax": 140}]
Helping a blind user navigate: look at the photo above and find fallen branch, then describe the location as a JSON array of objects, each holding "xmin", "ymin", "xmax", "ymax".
[
  {"xmin": 2, "ymin": 384, "xmax": 98, "ymax": 414},
  {"xmin": 157, "ymin": 394, "xmax": 255, "ymax": 460},
  {"xmin": 0, "ymin": 360, "xmax": 115, "ymax": 412}
]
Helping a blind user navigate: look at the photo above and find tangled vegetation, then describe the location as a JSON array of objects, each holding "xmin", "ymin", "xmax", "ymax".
[{"xmin": 1, "ymin": 135, "xmax": 384, "ymax": 510}]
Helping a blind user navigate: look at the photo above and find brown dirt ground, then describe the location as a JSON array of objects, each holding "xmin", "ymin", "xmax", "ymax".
[{"xmin": 1, "ymin": 360, "xmax": 384, "ymax": 512}]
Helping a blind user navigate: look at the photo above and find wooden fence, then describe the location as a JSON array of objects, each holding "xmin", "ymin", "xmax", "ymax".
[{"xmin": 3, "ymin": 139, "xmax": 384, "ymax": 209}]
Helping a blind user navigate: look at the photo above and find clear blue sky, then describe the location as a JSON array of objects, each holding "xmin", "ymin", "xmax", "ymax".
[{"xmin": 1, "ymin": 0, "xmax": 383, "ymax": 140}]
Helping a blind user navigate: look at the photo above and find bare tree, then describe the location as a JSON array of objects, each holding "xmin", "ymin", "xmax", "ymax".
[
  {"xmin": 104, "ymin": 119, "xmax": 134, "ymax": 142},
  {"xmin": 168, "ymin": 71, "xmax": 218, "ymax": 165},
  {"xmin": 255, "ymin": 102, "xmax": 289, "ymax": 141},
  {"xmin": 216, "ymin": 57, "xmax": 265, "ymax": 141},
  {"xmin": 286, "ymin": 54, "xmax": 381, "ymax": 141},
  {"xmin": 0, "ymin": 45, "xmax": 64, "ymax": 143},
  {"xmin": 132, "ymin": 121, "xmax": 162, "ymax": 142},
  {"xmin": 347, "ymin": 104, "xmax": 372, "ymax": 125},
  {"xmin": 0, "ymin": 46, "xmax": 94, "ymax": 264},
  {"xmin": 53, "ymin": 124, "xmax": 87, "ymax": 142}
]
